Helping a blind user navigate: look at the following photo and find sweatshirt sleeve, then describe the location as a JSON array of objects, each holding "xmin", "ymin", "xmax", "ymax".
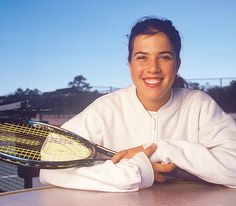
[
  {"xmin": 151, "ymin": 96, "xmax": 236, "ymax": 188},
  {"xmin": 40, "ymin": 152, "xmax": 154, "ymax": 192}
]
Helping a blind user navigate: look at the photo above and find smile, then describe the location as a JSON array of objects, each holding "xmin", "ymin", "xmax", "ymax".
[
  {"xmin": 145, "ymin": 79, "xmax": 161, "ymax": 84},
  {"xmin": 143, "ymin": 78, "xmax": 163, "ymax": 87}
]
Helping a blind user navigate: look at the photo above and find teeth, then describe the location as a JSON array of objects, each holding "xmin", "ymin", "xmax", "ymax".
[{"xmin": 145, "ymin": 79, "xmax": 161, "ymax": 84}]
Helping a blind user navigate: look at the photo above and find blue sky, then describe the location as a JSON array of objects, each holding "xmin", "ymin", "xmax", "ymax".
[{"xmin": 0, "ymin": 0, "xmax": 236, "ymax": 95}]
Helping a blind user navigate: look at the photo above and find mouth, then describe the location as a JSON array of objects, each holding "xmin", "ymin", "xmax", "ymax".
[{"xmin": 143, "ymin": 78, "xmax": 163, "ymax": 87}]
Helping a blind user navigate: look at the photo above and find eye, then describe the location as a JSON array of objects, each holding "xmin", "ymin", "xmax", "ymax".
[
  {"xmin": 134, "ymin": 54, "xmax": 147, "ymax": 61},
  {"xmin": 158, "ymin": 54, "xmax": 173, "ymax": 62}
]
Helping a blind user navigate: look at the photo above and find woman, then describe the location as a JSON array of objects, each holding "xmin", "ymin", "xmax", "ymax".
[{"xmin": 40, "ymin": 17, "xmax": 236, "ymax": 191}]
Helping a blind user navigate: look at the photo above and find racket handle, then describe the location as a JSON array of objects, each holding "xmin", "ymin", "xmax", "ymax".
[{"xmin": 95, "ymin": 145, "xmax": 117, "ymax": 157}]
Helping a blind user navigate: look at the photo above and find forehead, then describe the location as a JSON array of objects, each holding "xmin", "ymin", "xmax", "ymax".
[{"xmin": 132, "ymin": 33, "xmax": 174, "ymax": 52}]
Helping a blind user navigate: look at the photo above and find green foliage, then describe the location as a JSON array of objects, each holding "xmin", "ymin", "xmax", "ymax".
[
  {"xmin": 44, "ymin": 90, "xmax": 102, "ymax": 114},
  {"xmin": 187, "ymin": 82, "xmax": 205, "ymax": 90},
  {"xmin": 207, "ymin": 81, "xmax": 236, "ymax": 112},
  {"xmin": 68, "ymin": 75, "xmax": 92, "ymax": 92},
  {"xmin": 1, "ymin": 77, "xmax": 235, "ymax": 114},
  {"xmin": 0, "ymin": 75, "xmax": 102, "ymax": 114}
]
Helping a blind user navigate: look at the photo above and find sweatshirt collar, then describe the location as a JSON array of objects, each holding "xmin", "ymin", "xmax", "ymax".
[{"xmin": 128, "ymin": 84, "xmax": 179, "ymax": 117}]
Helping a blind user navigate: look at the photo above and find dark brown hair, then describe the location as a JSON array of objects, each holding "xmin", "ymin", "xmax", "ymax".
[{"xmin": 128, "ymin": 17, "xmax": 188, "ymax": 88}]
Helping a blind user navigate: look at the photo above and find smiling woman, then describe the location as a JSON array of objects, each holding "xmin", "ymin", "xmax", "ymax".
[
  {"xmin": 40, "ymin": 16, "xmax": 236, "ymax": 192},
  {"xmin": 127, "ymin": 17, "xmax": 188, "ymax": 111},
  {"xmin": 129, "ymin": 33, "xmax": 179, "ymax": 111}
]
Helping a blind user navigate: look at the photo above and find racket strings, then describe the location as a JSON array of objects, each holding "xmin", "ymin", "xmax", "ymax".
[
  {"xmin": 0, "ymin": 145, "xmax": 41, "ymax": 160},
  {"xmin": 0, "ymin": 124, "xmax": 44, "ymax": 149},
  {"xmin": 0, "ymin": 123, "xmax": 83, "ymax": 144},
  {"xmin": 41, "ymin": 134, "xmax": 93, "ymax": 161},
  {"xmin": 0, "ymin": 134, "xmax": 40, "ymax": 146},
  {"xmin": 46, "ymin": 135, "xmax": 76, "ymax": 145},
  {"xmin": 0, "ymin": 123, "xmax": 50, "ymax": 137},
  {"xmin": 0, "ymin": 123, "xmax": 48, "ymax": 160},
  {"xmin": 0, "ymin": 122, "xmax": 93, "ymax": 162},
  {"xmin": 0, "ymin": 123, "xmax": 76, "ymax": 148}
]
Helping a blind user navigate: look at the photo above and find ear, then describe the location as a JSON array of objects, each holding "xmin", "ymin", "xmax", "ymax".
[
  {"xmin": 128, "ymin": 62, "xmax": 132, "ymax": 73},
  {"xmin": 176, "ymin": 58, "xmax": 181, "ymax": 73}
]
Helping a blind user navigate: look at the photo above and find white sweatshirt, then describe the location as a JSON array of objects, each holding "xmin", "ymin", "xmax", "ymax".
[{"xmin": 40, "ymin": 85, "xmax": 236, "ymax": 191}]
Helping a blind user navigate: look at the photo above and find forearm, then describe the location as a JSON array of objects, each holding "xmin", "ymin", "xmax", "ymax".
[
  {"xmin": 151, "ymin": 139, "xmax": 236, "ymax": 188},
  {"xmin": 40, "ymin": 152, "xmax": 154, "ymax": 192}
]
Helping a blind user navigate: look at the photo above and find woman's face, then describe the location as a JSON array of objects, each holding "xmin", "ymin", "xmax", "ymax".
[{"xmin": 129, "ymin": 32, "xmax": 180, "ymax": 111}]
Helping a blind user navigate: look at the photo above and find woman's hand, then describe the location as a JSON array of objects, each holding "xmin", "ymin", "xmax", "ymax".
[
  {"xmin": 152, "ymin": 162, "xmax": 176, "ymax": 182},
  {"xmin": 111, "ymin": 143, "xmax": 156, "ymax": 163},
  {"xmin": 111, "ymin": 143, "xmax": 176, "ymax": 183}
]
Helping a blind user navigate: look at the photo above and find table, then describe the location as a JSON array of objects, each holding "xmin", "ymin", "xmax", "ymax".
[{"xmin": 0, "ymin": 182, "xmax": 236, "ymax": 206}]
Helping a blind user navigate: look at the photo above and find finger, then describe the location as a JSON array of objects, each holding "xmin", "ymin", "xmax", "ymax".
[
  {"xmin": 152, "ymin": 163, "xmax": 176, "ymax": 173},
  {"xmin": 144, "ymin": 143, "xmax": 157, "ymax": 158},
  {"xmin": 154, "ymin": 172, "xmax": 166, "ymax": 183},
  {"xmin": 124, "ymin": 146, "xmax": 144, "ymax": 159},
  {"xmin": 111, "ymin": 150, "xmax": 128, "ymax": 163}
]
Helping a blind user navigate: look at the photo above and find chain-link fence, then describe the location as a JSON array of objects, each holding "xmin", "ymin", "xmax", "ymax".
[{"xmin": 90, "ymin": 77, "xmax": 236, "ymax": 94}]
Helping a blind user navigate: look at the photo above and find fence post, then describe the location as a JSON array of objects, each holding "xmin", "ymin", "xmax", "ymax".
[{"xmin": 220, "ymin": 78, "xmax": 222, "ymax": 87}]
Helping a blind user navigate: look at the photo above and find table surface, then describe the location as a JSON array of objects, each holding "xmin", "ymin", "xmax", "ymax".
[{"xmin": 0, "ymin": 182, "xmax": 236, "ymax": 206}]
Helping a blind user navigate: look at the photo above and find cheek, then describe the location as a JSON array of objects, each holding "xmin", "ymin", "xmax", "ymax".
[
  {"xmin": 129, "ymin": 63, "xmax": 143, "ymax": 77},
  {"xmin": 162, "ymin": 63, "xmax": 177, "ymax": 77}
]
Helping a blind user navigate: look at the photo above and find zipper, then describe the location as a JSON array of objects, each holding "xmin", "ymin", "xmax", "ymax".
[{"xmin": 151, "ymin": 115, "xmax": 158, "ymax": 142}]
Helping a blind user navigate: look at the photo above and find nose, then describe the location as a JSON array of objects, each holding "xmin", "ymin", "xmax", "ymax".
[{"xmin": 148, "ymin": 58, "xmax": 161, "ymax": 73}]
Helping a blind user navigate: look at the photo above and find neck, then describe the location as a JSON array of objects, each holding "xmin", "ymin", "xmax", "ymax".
[{"xmin": 137, "ymin": 90, "xmax": 172, "ymax": 112}]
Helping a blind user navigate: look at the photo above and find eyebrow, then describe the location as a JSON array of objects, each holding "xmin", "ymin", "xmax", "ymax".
[
  {"xmin": 159, "ymin": 51, "xmax": 175, "ymax": 56},
  {"xmin": 132, "ymin": 51, "xmax": 148, "ymax": 57},
  {"xmin": 132, "ymin": 51, "xmax": 175, "ymax": 57}
]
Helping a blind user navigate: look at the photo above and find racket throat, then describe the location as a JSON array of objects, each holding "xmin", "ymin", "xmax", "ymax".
[{"xmin": 95, "ymin": 145, "xmax": 116, "ymax": 158}]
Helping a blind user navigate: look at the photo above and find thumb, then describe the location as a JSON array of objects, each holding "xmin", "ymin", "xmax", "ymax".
[
  {"xmin": 111, "ymin": 150, "xmax": 128, "ymax": 163},
  {"xmin": 143, "ymin": 143, "xmax": 157, "ymax": 158}
]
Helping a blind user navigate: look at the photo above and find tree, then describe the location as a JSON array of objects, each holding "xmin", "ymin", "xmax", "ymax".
[
  {"xmin": 68, "ymin": 75, "xmax": 92, "ymax": 92},
  {"xmin": 207, "ymin": 80, "xmax": 236, "ymax": 112},
  {"xmin": 187, "ymin": 82, "xmax": 205, "ymax": 90},
  {"xmin": 14, "ymin": 88, "xmax": 25, "ymax": 97},
  {"xmin": 13, "ymin": 88, "xmax": 41, "ymax": 97}
]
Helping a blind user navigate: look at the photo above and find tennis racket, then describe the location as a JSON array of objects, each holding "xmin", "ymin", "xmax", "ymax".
[{"xmin": 0, "ymin": 120, "xmax": 116, "ymax": 169}]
